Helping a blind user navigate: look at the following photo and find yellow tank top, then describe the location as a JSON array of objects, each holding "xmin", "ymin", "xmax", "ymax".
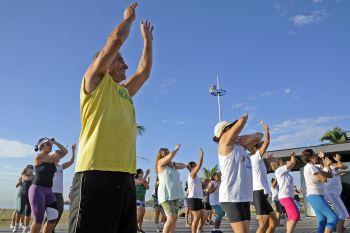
[{"xmin": 75, "ymin": 74, "xmax": 136, "ymax": 173}]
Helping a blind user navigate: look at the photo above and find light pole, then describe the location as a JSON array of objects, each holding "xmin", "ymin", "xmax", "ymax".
[{"xmin": 209, "ymin": 75, "xmax": 227, "ymax": 122}]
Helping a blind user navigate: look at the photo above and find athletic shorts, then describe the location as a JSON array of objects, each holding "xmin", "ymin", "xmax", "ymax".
[
  {"xmin": 221, "ymin": 202, "xmax": 251, "ymax": 223},
  {"xmin": 253, "ymin": 189, "xmax": 274, "ymax": 215},
  {"xmin": 16, "ymin": 193, "xmax": 31, "ymax": 216},
  {"xmin": 203, "ymin": 202, "xmax": 212, "ymax": 210},
  {"xmin": 68, "ymin": 171, "xmax": 136, "ymax": 233},
  {"xmin": 161, "ymin": 200, "xmax": 180, "ymax": 215},
  {"xmin": 274, "ymin": 200, "xmax": 283, "ymax": 213},
  {"xmin": 187, "ymin": 198, "xmax": 204, "ymax": 211}
]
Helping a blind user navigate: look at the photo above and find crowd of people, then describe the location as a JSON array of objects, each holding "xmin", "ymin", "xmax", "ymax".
[{"xmin": 9, "ymin": 2, "xmax": 349, "ymax": 233}]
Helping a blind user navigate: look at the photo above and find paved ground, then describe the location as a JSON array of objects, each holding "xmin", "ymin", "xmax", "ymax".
[{"xmin": 1, "ymin": 216, "xmax": 349, "ymax": 233}]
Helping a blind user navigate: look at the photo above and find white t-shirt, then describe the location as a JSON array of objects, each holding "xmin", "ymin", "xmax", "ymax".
[
  {"xmin": 187, "ymin": 174, "xmax": 203, "ymax": 199},
  {"xmin": 324, "ymin": 166, "xmax": 342, "ymax": 195},
  {"xmin": 275, "ymin": 165, "xmax": 294, "ymax": 199},
  {"xmin": 271, "ymin": 185, "xmax": 279, "ymax": 201},
  {"xmin": 251, "ymin": 151, "xmax": 270, "ymax": 194},
  {"xmin": 209, "ymin": 181, "xmax": 220, "ymax": 206},
  {"xmin": 219, "ymin": 145, "xmax": 253, "ymax": 202},
  {"xmin": 304, "ymin": 163, "xmax": 324, "ymax": 196},
  {"xmin": 52, "ymin": 164, "xmax": 64, "ymax": 193}
]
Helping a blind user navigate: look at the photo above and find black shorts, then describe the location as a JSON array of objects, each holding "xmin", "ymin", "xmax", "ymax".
[
  {"xmin": 68, "ymin": 171, "xmax": 136, "ymax": 233},
  {"xmin": 187, "ymin": 198, "xmax": 204, "ymax": 211},
  {"xmin": 16, "ymin": 194, "xmax": 31, "ymax": 216},
  {"xmin": 203, "ymin": 202, "xmax": 212, "ymax": 210},
  {"xmin": 221, "ymin": 202, "xmax": 251, "ymax": 223},
  {"xmin": 253, "ymin": 190, "xmax": 274, "ymax": 215},
  {"xmin": 274, "ymin": 200, "xmax": 283, "ymax": 213}
]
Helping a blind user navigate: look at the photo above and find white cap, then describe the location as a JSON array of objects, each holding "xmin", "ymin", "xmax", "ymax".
[
  {"xmin": 214, "ymin": 121, "xmax": 234, "ymax": 138},
  {"xmin": 37, "ymin": 138, "xmax": 50, "ymax": 149}
]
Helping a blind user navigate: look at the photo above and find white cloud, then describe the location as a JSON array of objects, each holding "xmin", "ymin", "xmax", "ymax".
[
  {"xmin": 284, "ymin": 88, "xmax": 291, "ymax": 94},
  {"xmin": 268, "ymin": 115, "xmax": 350, "ymax": 150},
  {"xmin": 291, "ymin": 9, "xmax": 328, "ymax": 27},
  {"xmin": 0, "ymin": 138, "xmax": 34, "ymax": 158},
  {"xmin": 313, "ymin": 0, "xmax": 323, "ymax": 3},
  {"xmin": 162, "ymin": 120, "xmax": 185, "ymax": 126},
  {"xmin": 260, "ymin": 91, "xmax": 274, "ymax": 97},
  {"xmin": 158, "ymin": 78, "xmax": 178, "ymax": 94},
  {"xmin": 232, "ymin": 102, "xmax": 246, "ymax": 109}
]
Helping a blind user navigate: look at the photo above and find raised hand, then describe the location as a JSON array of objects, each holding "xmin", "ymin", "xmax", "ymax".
[
  {"xmin": 333, "ymin": 153, "xmax": 341, "ymax": 162},
  {"xmin": 260, "ymin": 121, "xmax": 269, "ymax": 132},
  {"xmin": 145, "ymin": 168, "xmax": 150, "ymax": 175},
  {"xmin": 72, "ymin": 143, "xmax": 76, "ymax": 151},
  {"xmin": 141, "ymin": 20, "xmax": 153, "ymax": 41},
  {"xmin": 266, "ymin": 154, "xmax": 274, "ymax": 160},
  {"xmin": 200, "ymin": 147, "xmax": 204, "ymax": 157},
  {"xmin": 124, "ymin": 3, "xmax": 138, "ymax": 21},
  {"xmin": 241, "ymin": 113, "xmax": 248, "ymax": 122},
  {"xmin": 318, "ymin": 150, "xmax": 325, "ymax": 158},
  {"xmin": 174, "ymin": 144, "xmax": 181, "ymax": 151}
]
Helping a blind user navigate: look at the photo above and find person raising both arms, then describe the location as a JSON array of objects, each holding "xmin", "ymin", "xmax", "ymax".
[
  {"xmin": 29, "ymin": 137, "xmax": 68, "ymax": 233},
  {"xmin": 213, "ymin": 113, "xmax": 263, "ymax": 233},
  {"xmin": 68, "ymin": 2, "xmax": 153, "ymax": 233}
]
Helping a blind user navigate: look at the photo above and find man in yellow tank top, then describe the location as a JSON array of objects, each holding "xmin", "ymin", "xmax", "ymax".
[{"xmin": 68, "ymin": 3, "xmax": 153, "ymax": 233}]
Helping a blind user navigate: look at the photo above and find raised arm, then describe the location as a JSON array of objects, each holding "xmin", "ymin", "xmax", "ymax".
[
  {"xmin": 190, "ymin": 147, "xmax": 204, "ymax": 178},
  {"xmin": 286, "ymin": 152, "xmax": 296, "ymax": 170},
  {"xmin": 333, "ymin": 154, "xmax": 347, "ymax": 170},
  {"xmin": 84, "ymin": 3, "xmax": 137, "ymax": 94},
  {"xmin": 259, "ymin": 121, "xmax": 270, "ymax": 156},
  {"xmin": 63, "ymin": 144, "xmax": 76, "ymax": 169},
  {"xmin": 220, "ymin": 114, "xmax": 248, "ymax": 147},
  {"xmin": 237, "ymin": 133, "xmax": 264, "ymax": 150},
  {"xmin": 315, "ymin": 157, "xmax": 333, "ymax": 182},
  {"xmin": 15, "ymin": 176, "xmax": 22, "ymax": 188},
  {"xmin": 141, "ymin": 169, "xmax": 150, "ymax": 189},
  {"xmin": 51, "ymin": 139, "xmax": 68, "ymax": 158},
  {"xmin": 174, "ymin": 162, "xmax": 186, "ymax": 169},
  {"xmin": 159, "ymin": 144, "xmax": 181, "ymax": 167},
  {"xmin": 124, "ymin": 20, "xmax": 153, "ymax": 97}
]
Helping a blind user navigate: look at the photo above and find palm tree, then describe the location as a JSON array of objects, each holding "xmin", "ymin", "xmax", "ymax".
[
  {"xmin": 202, "ymin": 164, "xmax": 219, "ymax": 180},
  {"xmin": 320, "ymin": 127, "xmax": 347, "ymax": 144},
  {"xmin": 136, "ymin": 124, "xmax": 146, "ymax": 136}
]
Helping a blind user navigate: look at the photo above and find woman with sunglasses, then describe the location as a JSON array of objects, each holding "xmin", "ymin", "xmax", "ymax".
[
  {"xmin": 29, "ymin": 137, "xmax": 67, "ymax": 233},
  {"xmin": 135, "ymin": 168, "xmax": 150, "ymax": 233},
  {"xmin": 302, "ymin": 149, "xmax": 339, "ymax": 233},
  {"xmin": 213, "ymin": 113, "xmax": 263, "ymax": 233},
  {"xmin": 156, "ymin": 144, "xmax": 186, "ymax": 233},
  {"xmin": 12, "ymin": 165, "xmax": 34, "ymax": 233},
  {"xmin": 187, "ymin": 147, "xmax": 206, "ymax": 233}
]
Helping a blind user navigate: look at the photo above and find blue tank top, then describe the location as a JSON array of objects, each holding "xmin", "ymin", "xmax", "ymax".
[{"xmin": 33, "ymin": 163, "xmax": 57, "ymax": 188}]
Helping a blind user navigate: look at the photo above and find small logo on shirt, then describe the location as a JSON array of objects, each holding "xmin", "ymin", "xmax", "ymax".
[{"xmin": 118, "ymin": 89, "xmax": 133, "ymax": 104}]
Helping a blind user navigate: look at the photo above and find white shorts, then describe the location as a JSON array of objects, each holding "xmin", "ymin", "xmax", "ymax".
[{"xmin": 325, "ymin": 191, "xmax": 349, "ymax": 220}]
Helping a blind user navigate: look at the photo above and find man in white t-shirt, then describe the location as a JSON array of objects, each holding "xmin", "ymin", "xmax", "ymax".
[{"xmin": 250, "ymin": 121, "xmax": 277, "ymax": 233}]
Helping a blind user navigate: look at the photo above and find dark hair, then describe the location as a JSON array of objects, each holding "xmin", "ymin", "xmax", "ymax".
[
  {"xmin": 187, "ymin": 161, "xmax": 196, "ymax": 171},
  {"xmin": 211, "ymin": 172, "xmax": 218, "ymax": 181},
  {"xmin": 301, "ymin": 149, "xmax": 315, "ymax": 163},
  {"xmin": 135, "ymin": 168, "xmax": 143, "ymax": 178},
  {"xmin": 254, "ymin": 141, "xmax": 264, "ymax": 150},
  {"xmin": 212, "ymin": 136, "xmax": 220, "ymax": 143},
  {"xmin": 34, "ymin": 137, "xmax": 55, "ymax": 152}
]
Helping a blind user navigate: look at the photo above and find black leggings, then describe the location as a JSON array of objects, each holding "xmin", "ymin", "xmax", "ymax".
[{"xmin": 16, "ymin": 193, "xmax": 31, "ymax": 216}]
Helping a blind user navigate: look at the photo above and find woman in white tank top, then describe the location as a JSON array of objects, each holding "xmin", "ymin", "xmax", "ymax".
[
  {"xmin": 213, "ymin": 113, "xmax": 263, "ymax": 233},
  {"xmin": 186, "ymin": 147, "xmax": 206, "ymax": 233}
]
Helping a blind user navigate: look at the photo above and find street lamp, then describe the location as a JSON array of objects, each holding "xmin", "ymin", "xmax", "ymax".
[{"xmin": 209, "ymin": 75, "xmax": 227, "ymax": 121}]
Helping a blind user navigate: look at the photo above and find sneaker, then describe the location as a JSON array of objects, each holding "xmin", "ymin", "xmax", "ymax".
[
  {"xmin": 19, "ymin": 223, "xmax": 24, "ymax": 229},
  {"xmin": 185, "ymin": 223, "xmax": 191, "ymax": 228},
  {"xmin": 137, "ymin": 228, "xmax": 145, "ymax": 233},
  {"xmin": 211, "ymin": 230, "xmax": 223, "ymax": 233},
  {"xmin": 22, "ymin": 226, "xmax": 30, "ymax": 233},
  {"xmin": 12, "ymin": 224, "xmax": 19, "ymax": 232},
  {"xmin": 10, "ymin": 223, "xmax": 15, "ymax": 229}
]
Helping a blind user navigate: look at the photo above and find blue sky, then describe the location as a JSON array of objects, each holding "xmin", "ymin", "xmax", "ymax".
[{"xmin": 1, "ymin": 0, "xmax": 349, "ymax": 207}]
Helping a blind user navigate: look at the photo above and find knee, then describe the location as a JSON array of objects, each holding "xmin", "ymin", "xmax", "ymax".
[
  {"xmin": 327, "ymin": 214, "xmax": 339, "ymax": 228},
  {"xmin": 317, "ymin": 215, "xmax": 327, "ymax": 227}
]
